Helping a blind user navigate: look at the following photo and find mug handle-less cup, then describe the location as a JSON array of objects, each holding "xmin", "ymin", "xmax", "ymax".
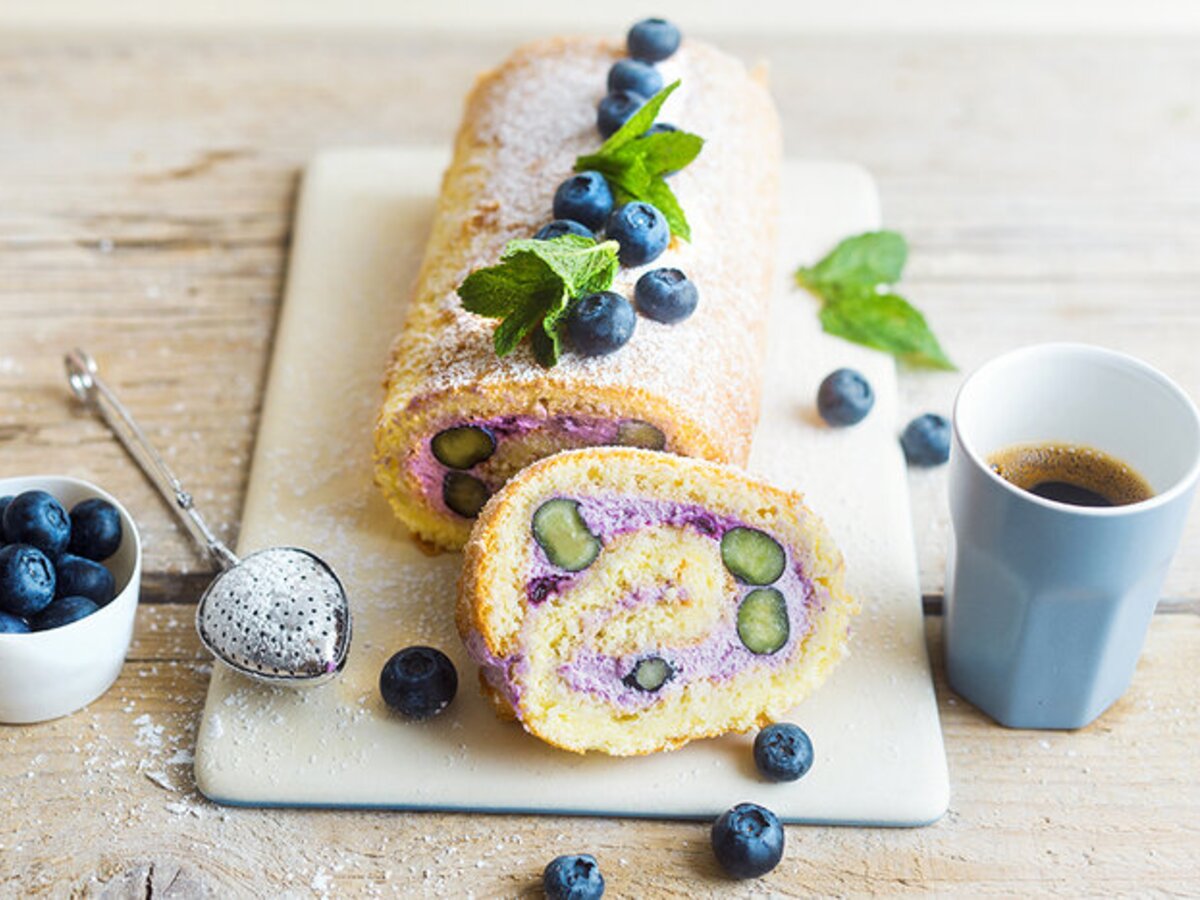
[{"xmin": 946, "ymin": 343, "xmax": 1200, "ymax": 729}]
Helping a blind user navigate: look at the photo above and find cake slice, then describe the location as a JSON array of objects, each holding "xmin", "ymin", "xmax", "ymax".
[{"xmin": 456, "ymin": 447, "xmax": 858, "ymax": 755}]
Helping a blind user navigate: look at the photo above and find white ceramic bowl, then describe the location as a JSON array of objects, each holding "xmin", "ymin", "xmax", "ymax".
[{"xmin": 0, "ymin": 475, "xmax": 142, "ymax": 723}]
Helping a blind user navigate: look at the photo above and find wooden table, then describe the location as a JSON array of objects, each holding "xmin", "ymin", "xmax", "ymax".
[{"xmin": 3, "ymin": 29, "xmax": 1199, "ymax": 897}]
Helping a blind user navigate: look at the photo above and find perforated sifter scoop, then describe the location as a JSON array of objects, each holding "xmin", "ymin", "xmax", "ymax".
[{"xmin": 64, "ymin": 349, "xmax": 351, "ymax": 685}]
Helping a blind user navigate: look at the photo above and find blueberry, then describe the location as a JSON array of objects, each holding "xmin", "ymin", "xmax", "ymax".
[
  {"xmin": 54, "ymin": 553, "xmax": 116, "ymax": 607},
  {"xmin": 565, "ymin": 291, "xmax": 636, "ymax": 357},
  {"xmin": 3, "ymin": 491, "xmax": 70, "ymax": 559},
  {"xmin": 711, "ymin": 802, "xmax": 785, "ymax": 879},
  {"xmin": 0, "ymin": 495, "xmax": 13, "ymax": 543},
  {"xmin": 627, "ymin": 18, "xmax": 682, "ymax": 63},
  {"xmin": 534, "ymin": 219, "xmax": 595, "ymax": 242},
  {"xmin": 607, "ymin": 59, "xmax": 663, "ymax": 99},
  {"xmin": 68, "ymin": 497, "xmax": 123, "ymax": 561},
  {"xmin": 901, "ymin": 413, "xmax": 951, "ymax": 467},
  {"xmin": 646, "ymin": 122, "xmax": 678, "ymax": 135},
  {"xmin": 32, "ymin": 595, "xmax": 99, "ymax": 631},
  {"xmin": 552, "ymin": 172, "xmax": 614, "ymax": 232},
  {"xmin": 379, "ymin": 646, "xmax": 458, "ymax": 720},
  {"xmin": 543, "ymin": 853, "xmax": 605, "ymax": 900},
  {"xmin": 634, "ymin": 268, "xmax": 698, "ymax": 324},
  {"xmin": 0, "ymin": 611, "xmax": 30, "ymax": 633},
  {"xmin": 0, "ymin": 544, "xmax": 56, "ymax": 618},
  {"xmin": 753, "ymin": 723, "xmax": 814, "ymax": 782},
  {"xmin": 816, "ymin": 368, "xmax": 875, "ymax": 427},
  {"xmin": 606, "ymin": 202, "xmax": 670, "ymax": 267},
  {"xmin": 596, "ymin": 90, "xmax": 646, "ymax": 139}
]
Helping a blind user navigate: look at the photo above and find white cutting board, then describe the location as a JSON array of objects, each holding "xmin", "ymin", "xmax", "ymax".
[{"xmin": 193, "ymin": 148, "xmax": 949, "ymax": 825}]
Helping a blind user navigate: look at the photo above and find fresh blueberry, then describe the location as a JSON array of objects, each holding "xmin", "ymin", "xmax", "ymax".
[
  {"xmin": 607, "ymin": 58, "xmax": 663, "ymax": 99},
  {"xmin": 31, "ymin": 595, "xmax": 99, "ymax": 631},
  {"xmin": 597, "ymin": 90, "xmax": 646, "ymax": 139},
  {"xmin": 67, "ymin": 498, "xmax": 123, "ymax": 561},
  {"xmin": 3, "ymin": 490, "xmax": 70, "ymax": 559},
  {"xmin": 816, "ymin": 368, "xmax": 875, "ymax": 427},
  {"xmin": 606, "ymin": 202, "xmax": 670, "ymax": 267},
  {"xmin": 627, "ymin": 18, "xmax": 682, "ymax": 63},
  {"xmin": 553, "ymin": 172, "xmax": 615, "ymax": 232},
  {"xmin": 0, "ymin": 544, "xmax": 56, "ymax": 618},
  {"xmin": 753, "ymin": 723, "xmax": 814, "ymax": 782},
  {"xmin": 0, "ymin": 611, "xmax": 30, "ymax": 633},
  {"xmin": 565, "ymin": 291, "xmax": 636, "ymax": 357},
  {"xmin": 54, "ymin": 553, "xmax": 116, "ymax": 607},
  {"xmin": 711, "ymin": 802, "xmax": 786, "ymax": 879},
  {"xmin": 534, "ymin": 219, "xmax": 595, "ymax": 242},
  {"xmin": 901, "ymin": 413, "xmax": 951, "ymax": 467},
  {"xmin": 379, "ymin": 646, "xmax": 458, "ymax": 720},
  {"xmin": 0, "ymin": 495, "xmax": 13, "ymax": 543},
  {"xmin": 634, "ymin": 268, "xmax": 698, "ymax": 324},
  {"xmin": 646, "ymin": 122, "xmax": 678, "ymax": 135},
  {"xmin": 543, "ymin": 854, "xmax": 605, "ymax": 900}
]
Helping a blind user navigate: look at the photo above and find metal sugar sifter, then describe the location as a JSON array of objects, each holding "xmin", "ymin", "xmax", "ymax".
[{"xmin": 65, "ymin": 349, "xmax": 351, "ymax": 685}]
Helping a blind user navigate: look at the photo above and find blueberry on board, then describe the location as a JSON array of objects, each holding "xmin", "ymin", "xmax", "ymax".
[
  {"xmin": 627, "ymin": 18, "xmax": 682, "ymax": 63},
  {"xmin": 597, "ymin": 90, "xmax": 646, "ymax": 139},
  {"xmin": 0, "ymin": 610, "xmax": 30, "ymax": 633},
  {"xmin": 754, "ymin": 723, "xmax": 814, "ymax": 782},
  {"xmin": 0, "ymin": 495, "xmax": 13, "ymax": 543},
  {"xmin": 534, "ymin": 219, "xmax": 595, "ymax": 242},
  {"xmin": 54, "ymin": 553, "xmax": 116, "ymax": 607},
  {"xmin": 634, "ymin": 268, "xmax": 699, "ymax": 324},
  {"xmin": 3, "ymin": 490, "xmax": 70, "ymax": 559},
  {"xmin": 606, "ymin": 202, "xmax": 670, "ymax": 267},
  {"xmin": 901, "ymin": 413, "xmax": 951, "ymax": 467},
  {"xmin": 0, "ymin": 544, "xmax": 56, "ymax": 618},
  {"xmin": 553, "ymin": 171, "xmax": 615, "ymax": 232},
  {"xmin": 543, "ymin": 853, "xmax": 605, "ymax": 900},
  {"xmin": 816, "ymin": 368, "xmax": 875, "ymax": 427},
  {"xmin": 31, "ymin": 595, "xmax": 99, "ymax": 631},
  {"xmin": 68, "ymin": 497, "xmax": 123, "ymax": 562},
  {"xmin": 379, "ymin": 646, "xmax": 458, "ymax": 720},
  {"xmin": 607, "ymin": 58, "xmax": 663, "ymax": 99},
  {"xmin": 565, "ymin": 291, "xmax": 636, "ymax": 357},
  {"xmin": 711, "ymin": 802, "xmax": 786, "ymax": 879}
]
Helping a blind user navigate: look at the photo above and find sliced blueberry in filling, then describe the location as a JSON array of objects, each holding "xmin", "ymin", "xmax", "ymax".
[
  {"xmin": 442, "ymin": 472, "xmax": 490, "ymax": 519},
  {"xmin": 623, "ymin": 656, "xmax": 674, "ymax": 692},
  {"xmin": 615, "ymin": 419, "xmax": 666, "ymax": 451},
  {"xmin": 532, "ymin": 499, "xmax": 601, "ymax": 572},
  {"xmin": 720, "ymin": 527, "xmax": 786, "ymax": 585},
  {"xmin": 737, "ymin": 588, "xmax": 789, "ymax": 655},
  {"xmin": 431, "ymin": 425, "xmax": 496, "ymax": 470}
]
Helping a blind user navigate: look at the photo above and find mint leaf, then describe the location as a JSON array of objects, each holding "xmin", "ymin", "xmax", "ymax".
[
  {"xmin": 640, "ymin": 178, "xmax": 689, "ymax": 241},
  {"xmin": 595, "ymin": 81, "xmax": 680, "ymax": 154},
  {"xmin": 504, "ymin": 236, "xmax": 620, "ymax": 298},
  {"xmin": 819, "ymin": 288, "xmax": 954, "ymax": 370},
  {"xmin": 797, "ymin": 231, "xmax": 908, "ymax": 294},
  {"xmin": 617, "ymin": 130, "xmax": 704, "ymax": 177}
]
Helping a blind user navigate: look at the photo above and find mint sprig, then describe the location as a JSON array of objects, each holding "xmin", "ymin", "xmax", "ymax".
[
  {"xmin": 458, "ymin": 235, "xmax": 620, "ymax": 367},
  {"xmin": 575, "ymin": 81, "xmax": 704, "ymax": 241},
  {"xmin": 796, "ymin": 230, "xmax": 955, "ymax": 370}
]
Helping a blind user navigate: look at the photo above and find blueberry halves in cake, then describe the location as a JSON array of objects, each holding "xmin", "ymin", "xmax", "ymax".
[{"xmin": 456, "ymin": 448, "xmax": 858, "ymax": 756}]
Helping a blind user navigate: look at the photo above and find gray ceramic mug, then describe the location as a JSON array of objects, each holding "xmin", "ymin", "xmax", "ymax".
[{"xmin": 945, "ymin": 343, "xmax": 1200, "ymax": 729}]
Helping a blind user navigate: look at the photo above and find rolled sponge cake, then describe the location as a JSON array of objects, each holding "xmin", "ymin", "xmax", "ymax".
[
  {"xmin": 456, "ymin": 448, "xmax": 858, "ymax": 756},
  {"xmin": 374, "ymin": 35, "xmax": 782, "ymax": 550}
]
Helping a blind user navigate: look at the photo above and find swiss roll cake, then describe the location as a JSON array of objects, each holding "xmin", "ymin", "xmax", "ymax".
[
  {"xmin": 374, "ymin": 35, "xmax": 782, "ymax": 550},
  {"xmin": 456, "ymin": 448, "xmax": 858, "ymax": 756}
]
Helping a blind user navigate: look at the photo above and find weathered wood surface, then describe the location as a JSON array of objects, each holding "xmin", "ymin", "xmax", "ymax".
[{"xmin": 2, "ymin": 31, "xmax": 1199, "ymax": 896}]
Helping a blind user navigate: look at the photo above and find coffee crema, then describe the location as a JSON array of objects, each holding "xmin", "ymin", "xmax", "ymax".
[{"xmin": 987, "ymin": 442, "xmax": 1154, "ymax": 507}]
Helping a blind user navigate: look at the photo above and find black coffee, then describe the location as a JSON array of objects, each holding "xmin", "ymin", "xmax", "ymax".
[{"xmin": 987, "ymin": 442, "xmax": 1154, "ymax": 508}]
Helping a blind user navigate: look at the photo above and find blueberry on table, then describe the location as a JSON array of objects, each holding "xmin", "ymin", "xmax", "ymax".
[
  {"xmin": 0, "ymin": 544, "xmax": 56, "ymax": 618},
  {"xmin": 0, "ymin": 610, "xmax": 30, "ymax": 633},
  {"xmin": 634, "ymin": 268, "xmax": 698, "ymax": 324},
  {"xmin": 565, "ymin": 291, "xmax": 636, "ymax": 357},
  {"xmin": 543, "ymin": 853, "xmax": 605, "ymax": 900},
  {"xmin": 606, "ymin": 202, "xmax": 670, "ymax": 267},
  {"xmin": 3, "ymin": 490, "xmax": 70, "ymax": 558},
  {"xmin": 754, "ymin": 723, "xmax": 814, "ymax": 782},
  {"xmin": 534, "ymin": 219, "xmax": 594, "ymax": 242},
  {"xmin": 607, "ymin": 58, "xmax": 663, "ymax": 99},
  {"xmin": 627, "ymin": 18, "xmax": 682, "ymax": 63},
  {"xmin": 379, "ymin": 646, "xmax": 458, "ymax": 720},
  {"xmin": 817, "ymin": 368, "xmax": 875, "ymax": 427},
  {"xmin": 32, "ymin": 595, "xmax": 100, "ymax": 631},
  {"xmin": 901, "ymin": 413, "xmax": 951, "ymax": 467},
  {"xmin": 711, "ymin": 802, "xmax": 785, "ymax": 879},
  {"xmin": 54, "ymin": 553, "xmax": 116, "ymax": 607},
  {"xmin": 596, "ymin": 90, "xmax": 646, "ymax": 139},
  {"xmin": 553, "ymin": 172, "xmax": 614, "ymax": 232}
]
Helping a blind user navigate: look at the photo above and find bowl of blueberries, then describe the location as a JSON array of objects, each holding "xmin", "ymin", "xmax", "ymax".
[{"xmin": 0, "ymin": 475, "xmax": 142, "ymax": 723}]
